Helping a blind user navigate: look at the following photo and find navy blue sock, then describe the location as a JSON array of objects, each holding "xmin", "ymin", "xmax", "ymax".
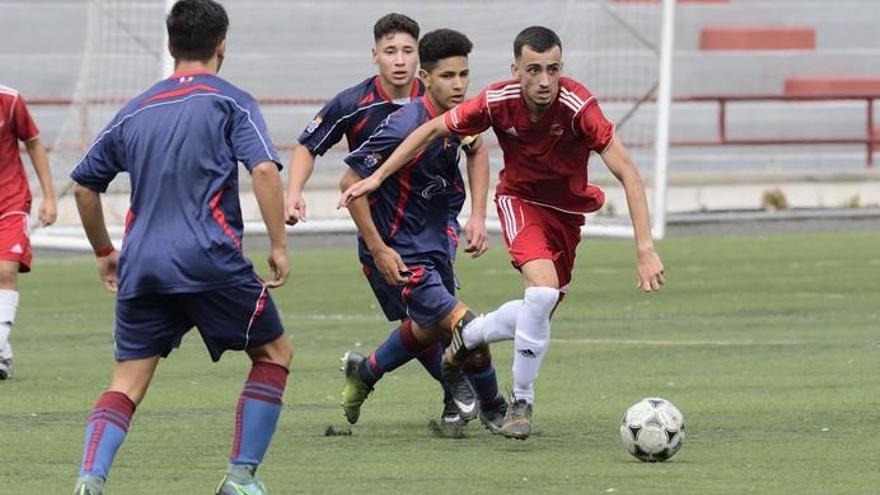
[
  {"xmin": 367, "ymin": 320, "xmax": 422, "ymax": 381},
  {"xmin": 416, "ymin": 342, "xmax": 443, "ymax": 383},
  {"xmin": 463, "ymin": 348, "xmax": 504, "ymax": 409}
]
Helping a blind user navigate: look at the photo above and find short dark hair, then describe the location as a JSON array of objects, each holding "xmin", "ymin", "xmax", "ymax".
[
  {"xmin": 419, "ymin": 29, "xmax": 472, "ymax": 71},
  {"xmin": 166, "ymin": 0, "xmax": 228, "ymax": 61},
  {"xmin": 514, "ymin": 26, "xmax": 562, "ymax": 58},
  {"xmin": 373, "ymin": 13, "xmax": 420, "ymax": 42}
]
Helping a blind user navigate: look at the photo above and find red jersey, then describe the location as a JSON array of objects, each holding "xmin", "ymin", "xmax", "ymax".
[
  {"xmin": 0, "ymin": 85, "xmax": 40, "ymax": 214},
  {"xmin": 444, "ymin": 77, "xmax": 614, "ymax": 214}
]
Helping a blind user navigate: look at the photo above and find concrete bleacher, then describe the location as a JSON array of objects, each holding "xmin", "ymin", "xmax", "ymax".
[
  {"xmin": 4, "ymin": 0, "xmax": 880, "ymax": 178},
  {"xmin": 784, "ymin": 77, "xmax": 880, "ymax": 97},
  {"xmin": 699, "ymin": 26, "xmax": 815, "ymax": 50}
]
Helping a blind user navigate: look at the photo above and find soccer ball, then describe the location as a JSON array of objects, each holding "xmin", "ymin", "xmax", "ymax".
[{"xmin": 619, "ymin": 397, "xmax": 685, "ymax": 462}]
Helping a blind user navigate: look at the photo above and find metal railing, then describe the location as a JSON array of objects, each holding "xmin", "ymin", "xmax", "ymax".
[
  {"xmin": 671, "ymin": 94, "xmax": 879, "ymax": 167},
  {"xmin": 27, "ymin": 94, "xmax": 880, "ymax": 167}
]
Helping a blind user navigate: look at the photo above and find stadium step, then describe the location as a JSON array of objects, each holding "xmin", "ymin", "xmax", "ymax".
[{"xmin": 699, "ymin": 26, "xmax": 815, "ymax": 51}]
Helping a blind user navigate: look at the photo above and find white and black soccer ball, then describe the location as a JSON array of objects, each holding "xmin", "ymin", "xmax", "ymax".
[{"xmin": 619, "ymin": 397, "xmax": 685, "ymax": 462}]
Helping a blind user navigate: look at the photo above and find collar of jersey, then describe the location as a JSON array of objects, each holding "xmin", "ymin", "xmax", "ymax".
[{"xmin": 169, "ymin": 68, "xmax": 213, "ymax": 79}]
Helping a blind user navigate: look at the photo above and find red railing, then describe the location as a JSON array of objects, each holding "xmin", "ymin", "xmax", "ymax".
[
  {"xmin": 671, "ymin": 94, "xmax": 879, "ymax": 167},
  {"xmin": 27, "ymin": 94, "xmax": 879, "ymax": 167}
]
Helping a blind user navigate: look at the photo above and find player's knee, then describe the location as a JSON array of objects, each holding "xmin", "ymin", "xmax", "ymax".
[
  {"xmin": 518, "ymin": 287, "xmax": 559, "ymax": 343},
  {"xmin": 524, "ymin": 287, "xmax": 558, "ymax": 319},
  {"xmin": 273, "ymin": 338, "xmax": 294, "ymax": 368},
  {"xmin": 250, "ymin": 335, "xmax": 293, "ymax": 368},
  {"xmin": 0, "ymin": 269, "xmax": 17, "ymax": 289}
]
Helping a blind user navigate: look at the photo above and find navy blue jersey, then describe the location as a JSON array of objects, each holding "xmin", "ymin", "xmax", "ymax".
[
  {"xmin": 298, "ymin": 75, "xmax": 424, "ymax": 155},
  {"xmin": 345, "ymin": 97, "xmax": 463, "ymax": 264},
  {"xmin": 70, "ymin": 70, "xmax": 282, "ymax": 300}
]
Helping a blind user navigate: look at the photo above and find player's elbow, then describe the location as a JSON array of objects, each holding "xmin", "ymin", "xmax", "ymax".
[
  {"xmin": 619, "ymin": 166, "xmax": 644, "ymax": 188},
  {"xmin": 73, "ymin": 182, "xmax": 100, "ymax": 206},
  {"xmin": 251, "ymin": 161, "xmax": 280, "ymax": 179},
  {"xmin": 339, "ymin": 170, "xmax": 358, "ymax": 192}
]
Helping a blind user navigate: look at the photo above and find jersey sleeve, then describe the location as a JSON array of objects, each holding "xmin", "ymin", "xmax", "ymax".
[
  {"xmin": 10, "ymin": 95, "xmax": 39, "ymax": 142},
  {"xmin": 443, "ymin": 90, "xmax": 491, "ymax": 136},
  {"xmin": 575, "ymin": 99, "xmax": 615, "ymax": 153},
  {"xmin": 343, "ymin": 110, "xmax": 412, "ymax": 179},
  {"xmin": 230, "ymin": 98, "xmax": 283, "ymax": 172},
  {"xmin": 297, "ymin": 94, "xmax": 348, "ymax": 156},
  {"xmin": 69, "ymin": 119, "xmax": 125, "ymax": 193}
]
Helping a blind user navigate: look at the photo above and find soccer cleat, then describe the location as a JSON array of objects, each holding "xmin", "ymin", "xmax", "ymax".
[
  {"xmin": 479, "ymin": 398, "xmax": 508, "ymax": 434},
  {"xmin": 440, "ymin": 357, "xmax": 479, "ymax": 422},
  {"xmin": 427, "ymin": 394, "xmax": 468, "ymax": 438},
  {"xmin": 500, "ymin": 398, "xmax": 533, "ymax": 440},
  {"xmin": 72, "ymin": 474, "xmax": 104, "ymax": 495},
  {"xmin": 339, "ymin": 351, "xmax": 374, "ymax": 425},
  {"xmin": 0, "ymin": 357, "xmax": 12, "ymax": 380},
  {"xmin": 216, "ymin": 464, "xmax": 268, "ymax": 495}
]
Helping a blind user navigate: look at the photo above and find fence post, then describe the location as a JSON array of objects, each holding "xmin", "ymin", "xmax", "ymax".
[{"xmin": 867, "ymin": 97, "xmax": 875, "ymax": 168}]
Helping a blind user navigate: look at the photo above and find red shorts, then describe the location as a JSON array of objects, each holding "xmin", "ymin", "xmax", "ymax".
[
  {"xmin": 0, "ymin": 212, "xmax": 32, "ymax": 272},
  {"xmin": 495, "ymin": 195, "xmax": 585, "ymax": 290}
]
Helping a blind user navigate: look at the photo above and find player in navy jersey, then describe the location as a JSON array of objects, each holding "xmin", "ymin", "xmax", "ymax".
[
  {"xmin": 341, "ymin": 26, "xmax": 666, "ymax": 441},
  {"xmin": 338, "ymin": 28, "xmax": 507, "ymax": 438},
  {"xmin": 70, "ymin": 2, "xmax": 290, "ymax": 494},
  {"xmin": 284, "ymin": 14, "xmax": 497, "ymax": 433}
]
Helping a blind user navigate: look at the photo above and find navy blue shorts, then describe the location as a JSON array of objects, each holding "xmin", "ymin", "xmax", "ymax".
[
  {"xmin": 362, "ymin": 258, "xmax": 458, "ymax": 328},
  {"xmin": 114, "ymin": 278, "xmax": 283, "ymax": 362}
]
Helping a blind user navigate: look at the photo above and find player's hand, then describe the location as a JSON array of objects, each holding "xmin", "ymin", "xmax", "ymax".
[
  {"xmin": 636, "ymin": 247, "xmax": 665, "ymax": 292},
  {"xmin": 463, "ymin": 217, "xmax": 488, "ymax": 258},
  {"xmin": 338, "ymin": 176, "xmax": 381, "ymax": 209},
  {"xmin": 38, "ymin": 197, "xmax": 57, "ymax": 227},
  {"xmin": 265, "ymin": 246, "xmax": 290, "ymax": 288},
  {"xmin": 285, "ymin": 192, "xmax": 307, "ymax": 226},
  {"xmin": 373, "ymin": 246, "xmax": 410, "ymax": 286},
  {"xmin": 97, "ymin": 249, "xmax": 119, "ymax": 293}
]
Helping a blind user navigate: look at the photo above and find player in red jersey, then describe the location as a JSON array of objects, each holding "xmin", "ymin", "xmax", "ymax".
[
  {"xmin": 340, "ymin": 26, "xmax": 665, "ymax": 440},
  {"xmin": 0, "ymin": 84, "xmax": 57, "ymax": 380}
]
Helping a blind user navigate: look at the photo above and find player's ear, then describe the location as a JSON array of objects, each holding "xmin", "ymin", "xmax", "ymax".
[
  {"xmin": 511, "ymin": 61, "xmax": 520, "ymax": 80},
  {"xmin": 371, "ymin": 47, "xmax": 378, "ymax": 65},
  {"xmin": 215, "ymin": 39, "xmax": 226, "ymax": 72},
  {"xmin": 418, "ymin": 68, "xmax": 429, "ymax": 85}
]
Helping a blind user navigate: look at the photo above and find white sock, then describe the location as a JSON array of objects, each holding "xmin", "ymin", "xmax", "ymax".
[
  {"xmin": 0, "ymin": 290, "xmax": 19, "ymax": 360},
  {"xmin": 462, "ymin": 300, "xmax": 523, "ymax": 349},
  {"xmin": 512, "ymin": 287, "xmax": 558, "ymax": 404}
]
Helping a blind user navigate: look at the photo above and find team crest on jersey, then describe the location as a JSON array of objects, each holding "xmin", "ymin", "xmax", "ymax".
[
  {"xmin": 505, "ymin": 126, "xmax": 519, "ymax": 137},
  {"xmin": 549, "ymin": 123, "xmax": 564, "ymax": 136},
  {"xmin": 420, "ymin": 176, "xmax": 450, "ymax": 199},
  {"xmin": 306, "ymin": 116, "xmax": 323, "ymax": 134},
  {"xmin": 364, "ymin": 152, "xmax": 383, "ymax": 168}
]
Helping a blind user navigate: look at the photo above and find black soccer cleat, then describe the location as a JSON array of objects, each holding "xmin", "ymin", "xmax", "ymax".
[
  {"xmin": 441, "ymin": 356, "xmax": 479, "ymax": 422},
  {"xmin": 427, "ymin": 394, "xmax": 468, "ymax": 439}
]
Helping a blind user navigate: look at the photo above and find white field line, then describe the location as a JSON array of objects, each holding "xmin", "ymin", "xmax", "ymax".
[{"xmin": 552, "ymin": 338, "xmax": 809, "ymax": 347}]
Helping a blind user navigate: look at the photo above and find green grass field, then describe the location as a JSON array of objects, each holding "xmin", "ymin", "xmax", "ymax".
[{"xmin": 3, "ymin": 230, "xmax": 879, "ymax": 494}]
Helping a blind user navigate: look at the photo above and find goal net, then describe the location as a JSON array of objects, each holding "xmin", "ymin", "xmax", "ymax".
[{"xmin": 36, "ymin": 0, "xmax": 673, "ymax": 249}]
